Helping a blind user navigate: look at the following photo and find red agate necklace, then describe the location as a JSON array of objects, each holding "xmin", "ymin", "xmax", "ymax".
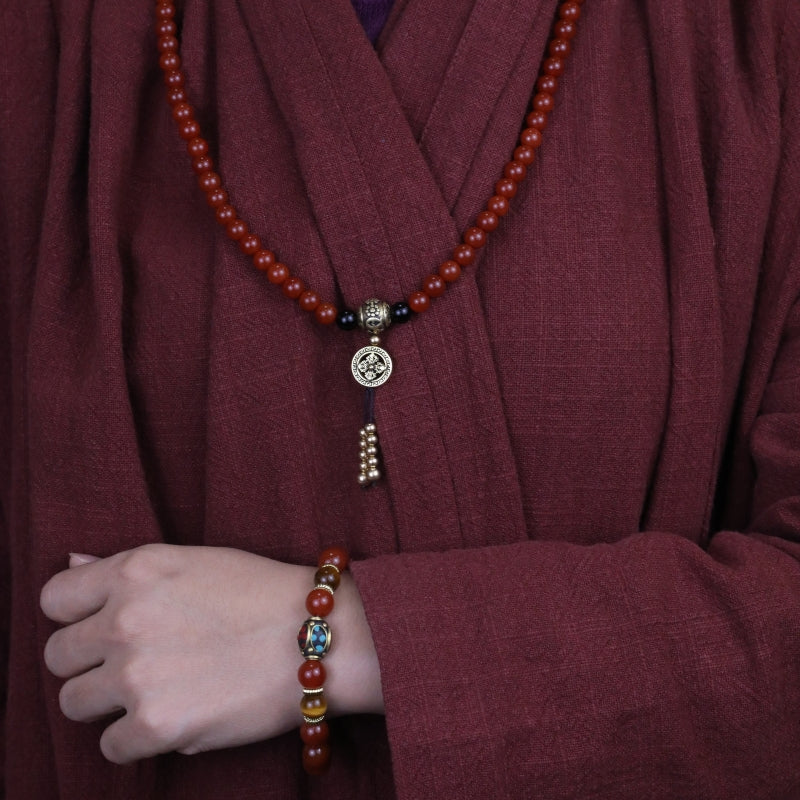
[{"xmin": 154, "ymin": 0, "xmax": 584, "ymax": 487}]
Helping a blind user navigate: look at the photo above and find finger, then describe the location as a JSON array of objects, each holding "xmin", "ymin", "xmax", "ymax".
[
  {"xmin": 59, "ymin": 664, "xmax": 125, "ymax": 723},
  {"xmin": 40, "ymin": 556, "xmax": 113, "ymax": 624},
  {"xmin": 99, "ymin": 702, "xmax": 182, "ymax": 765},
  {"xmin": 43, "ymin": 613, "xmax": 107, "ymax": 678}
]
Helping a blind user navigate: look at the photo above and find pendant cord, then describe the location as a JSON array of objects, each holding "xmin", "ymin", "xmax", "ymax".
[{"xmin": 363, "ymin": 387, "xmax": 376, "ymax": 426}]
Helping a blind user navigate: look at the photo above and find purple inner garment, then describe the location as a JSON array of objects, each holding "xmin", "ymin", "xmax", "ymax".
[{"xmin": 350, "ymin": 0, "xmax": 395, "ymax": 44}]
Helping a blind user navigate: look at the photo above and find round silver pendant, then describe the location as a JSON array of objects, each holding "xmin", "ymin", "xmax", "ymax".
[{"xmin": 351, "ymin": 345, "xmax": 393, "ymax": 388}]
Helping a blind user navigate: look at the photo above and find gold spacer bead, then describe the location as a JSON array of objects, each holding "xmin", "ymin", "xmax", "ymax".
[
  {"xmin": 302, "ymin": 686, "xmax": 326, "ymax": 695},
  {"xmin": 303, "ymin": 714, "xmax": 326, "ymax": 724}
]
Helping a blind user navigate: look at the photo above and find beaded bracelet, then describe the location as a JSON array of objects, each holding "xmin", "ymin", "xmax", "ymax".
[{"xmin": 296, "ymin": 546, "xmax": 350, "ymax": 775}]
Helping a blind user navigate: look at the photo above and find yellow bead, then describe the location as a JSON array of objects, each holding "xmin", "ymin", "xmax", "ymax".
[{"xmin": 300, "ymin": 692, "xmax": 328, "ymax": 718}]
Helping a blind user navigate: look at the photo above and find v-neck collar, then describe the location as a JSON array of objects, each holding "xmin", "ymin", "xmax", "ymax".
[{"xmin": 235, "ymin": 0, "xmax": 557, "ymax": 300}]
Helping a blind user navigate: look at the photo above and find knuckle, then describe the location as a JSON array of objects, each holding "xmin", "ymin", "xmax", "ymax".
[
  {"xmin": 117, "ymin": 659, "xmax": 149, "ymax": 696},
  {"xmin": 117, "ymin": 549, "xmax": 158, "ymax": 585},
  {"xmin": 134, "ymin": 702, "xmax": 178, "ymax": 750},
  {"xmin": 108, "ymin": 605, "xmax": 146, "ymax": 644}
]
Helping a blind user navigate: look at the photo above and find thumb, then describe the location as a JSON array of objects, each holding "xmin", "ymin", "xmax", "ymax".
[{"xmin": 69, "ymin": 553, "xmax": 101, "ymax": 568}]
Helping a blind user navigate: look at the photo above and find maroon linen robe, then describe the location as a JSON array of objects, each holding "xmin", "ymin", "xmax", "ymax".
[{"xmin": 1, "ymin": 0, "xmax": 799, "ymax": 797}]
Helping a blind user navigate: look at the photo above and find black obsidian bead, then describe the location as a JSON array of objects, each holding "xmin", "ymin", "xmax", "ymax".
[
  {"xmin": 336, "ymin": 309, "xmax": 358, "ymax": 330},
  {"xmin": 390, "ymin": 301, "xmax": 412, "ymax": 324}
]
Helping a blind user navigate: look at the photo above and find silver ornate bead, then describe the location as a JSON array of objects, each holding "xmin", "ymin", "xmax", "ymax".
[{"xmin": 357, "ymin": 298, "xmax": 392, "ymax": 335}]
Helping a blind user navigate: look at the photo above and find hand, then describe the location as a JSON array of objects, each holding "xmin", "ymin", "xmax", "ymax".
[{"xmin": 40, "ymin": 544, "xmax": 383, "ymax": 764}]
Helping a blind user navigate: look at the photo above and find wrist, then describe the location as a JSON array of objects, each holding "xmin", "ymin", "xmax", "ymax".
[{"xmin": 324, "ymin": 572, "xmax": 384, "ymax": 717}]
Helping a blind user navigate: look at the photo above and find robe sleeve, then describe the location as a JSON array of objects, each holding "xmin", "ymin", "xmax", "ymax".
[
  {"xmin": 0, "ymin": 4, "xmax": 58, "ymax": 794},
  {"xmin": 351, "ymin": 11, "xmax": 800, "ymax": 800},
  {"xmin": 0, "ymin": 76, "xmax": 11, "ymax": 800},
  {"xmin": 0, "ymin": 162, "xmax": 10, "ymax": 800}
]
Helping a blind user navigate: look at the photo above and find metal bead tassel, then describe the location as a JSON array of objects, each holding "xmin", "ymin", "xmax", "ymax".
[{"xmin": 358, "ymin": 423, "xmax": 382, "ymax": 486}]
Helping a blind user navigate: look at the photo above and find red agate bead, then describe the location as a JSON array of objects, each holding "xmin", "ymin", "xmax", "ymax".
[
  {"xmin": 155, "ymin": 3, "xmax": 175, "ymax": 20},
  {"xmin": 452, "ymin": 243, "xmax": 475, "ymax": 266},
  {"xmin": 206, "ymin": 188, "xmax": 228, "ymax": 208},
  {"xmin": 306, "ymin": 587, "xmax": 334, "ymax": 617},
  {"xmin": 475, "ymin": 211, "xmax": 498, "ymax": 233},
  {"xmin": 532, "ymin": 92, "xmax": 554, "ymax": 113},
  {"xmin": 187, "ymin": 137, "xmax": 209, "ymax": 157},
  {"xmin": 513, "ymin": 146, "xmax": 535, "ymax": 166},
  {"xmin": 302, "ymin": 744, "xmax": 331, "ymax": 775},
  {"xmin": 555, "ymin": 19, "xmax": 577, "ymax": 38},
  {"xmin": 226, "ymin": 219, "xmax": 248, "ymax": 241},
  {"xmin": 215, "ymin": 204, "xmax": 236, "ymax": 224},
  {"xmin": 198, "ymin": 171, "xmax": 221, "ymax": 192},
  {"xmin": 536, "ymin": 75, "xmax": 558, "ymax": 94},
  {"xmin": 549, "ymin": 38, "xmax": 571, "ymax": 58},
  {"xmin": 315, "ymin": 303, "xmax": 337, "ymax": 325},
  {"xmin": 166, "ymin": 87, "xmax": 186, "ymax": 105},
  {"xmin": 423, "ymin": 274, "xmax": 446, "ymax": 298},
  {"xmin": 318, "ymin": 546, "xmax": 349, "ymax": 572},
  {"xmin": 559, "ymin": 1, "xmax": 582, "ymax": 21},
  {"xmin": 463, "ymin": 226, "xmax": 487, "ymax": 248},
  {"xmin": 238, "ymin": 234, "xmax": 261, "ymax": 255},
  {"xmin": 439, "ymin": 260, "xmax": 462, "ymax": 282},
  {"xmin": 408, "ymin": 291, "xmax": 430, "ymax": 313},
  {"xmin": 163, "ymin": 70, "xmax": 185, "ymax": 89},
  {"xmin": 487, "ymin": 195, "xmax": 509, "ymax": 216},
  {"xmin": 281, "ymin": 276, "xmax": 305, "ymax": 299},
  {"xmin": 504, "ymin": 161, "xmax": 527, "ymax": 183},
  {"xmin": 298, "ymin": 659, "xmax": 326, "ymax": 689},
  {"xmin": 299, "ymin": 290, "xmax": 320, "ymax": 312},
  {"xmin": 300, "ymin": 721, "xmax": 330, "ymax": 746},
  {"xmin": 495, "ymin": 179, "xmax": 517, "ymax": 199},
  {"xmin": 191, "ymin": 154, "xmax": 213, "ymax": 174},
  {"xmin": 157, "ymin": 35, "xmax": 178, "ymax": 53},
  {"xmin": 156, "ymin": 19, "xmax": 176, "ymax": 36},
  {"xmin": 542, "ymin": 56, "xmax": 564, "ymax": 76},
  {"xmin": 266, "ymin": 262, "xmax": 289, "ymax": 284},
  {"xmin": 253, "ymin": 249, "xmax": 276, "ymax": 271},
  {"xmin": 159, "ymin": 52, "xmax": 180, "ymax": 71}
]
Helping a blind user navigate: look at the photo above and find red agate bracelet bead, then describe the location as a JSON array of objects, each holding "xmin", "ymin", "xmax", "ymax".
[{"xmin": 297, "ymin": 546, "xmax": 350, "ymax": 775}]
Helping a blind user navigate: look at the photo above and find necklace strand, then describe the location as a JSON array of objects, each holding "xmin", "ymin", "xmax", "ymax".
[
  {"xmin": 154, "ymin": 0, "xmax": 584, "ymax": 324},
  {"xmin": 154, "ymin": 0, "xmax": 584, "ymax": 485}
]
